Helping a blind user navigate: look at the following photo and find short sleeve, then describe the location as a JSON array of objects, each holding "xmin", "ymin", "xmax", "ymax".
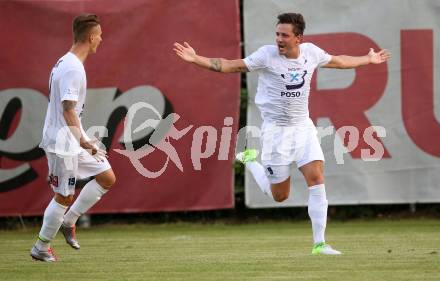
[
  {"xmin": 60, "ymin": 70, "xmax": 83, "ymax": 102},
  {"xmin": 243, "ymin": 46, "xmax": 269, "ymax": 72},
  {"xmin": 310, "ymin": 43, "xmax": 332, "ymax": 67}
]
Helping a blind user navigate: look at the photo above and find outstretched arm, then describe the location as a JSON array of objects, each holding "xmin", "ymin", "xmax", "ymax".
[
  {"xmin": 323, "ymin": 48, "xmax": 391, "ymax": 69},
  {"xmin": 173, "ymin": 42, "xmax": 248, "ymax": 73}
]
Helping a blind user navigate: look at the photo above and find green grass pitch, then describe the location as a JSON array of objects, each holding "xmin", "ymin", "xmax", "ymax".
[{"xmin": 1, "ymin": 219, "xmax": 439, "ymax": 281}]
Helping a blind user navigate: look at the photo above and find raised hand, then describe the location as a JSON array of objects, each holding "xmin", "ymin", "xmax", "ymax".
[
  {"xmin": 368, "ymin": 48, "xmax": 391, "ymax": 64},
  {"xmin": 173, "ymin": 42, "xmax": 197, "ymax": 63}
]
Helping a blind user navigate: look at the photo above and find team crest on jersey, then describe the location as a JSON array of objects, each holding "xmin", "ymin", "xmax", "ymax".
[
  {"xmin": 281, "ymin": 70, "xmax": 307, "ymax": 90},
  {"xmin": 48, "ymin": 174, "xmax": 59, "ymax": 187}
]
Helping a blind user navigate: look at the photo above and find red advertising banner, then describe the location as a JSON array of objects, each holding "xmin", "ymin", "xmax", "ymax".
[{"xmin": 0, "ymin": 0, "xmax": 241, "ymax": 216}]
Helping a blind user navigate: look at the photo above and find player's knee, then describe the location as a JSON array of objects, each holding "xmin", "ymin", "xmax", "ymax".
[
  {"xmin": 96, "ymin": 176, "xmax": 115, "ymax": 189},
  {"xmin": 307, "ymin": 173, "xmax": 324, "ymax": 186},
  {"xmin": 272, "ymin": 191, "xmax": 289, "ymax": 202},
  {"xmin": 96, "ymin": 170, "xmax": 116, "ymax": 189},
  {"xmin": 54, "ymin": 194, "xmax": 74, "ymax": 206},
  {"xmin": 273, "ymin": 194, "xmax": 288, "ymax": 202},
  {"xmin": 271, "ymin": 180, "xmax": 290, "ymax": 202}
]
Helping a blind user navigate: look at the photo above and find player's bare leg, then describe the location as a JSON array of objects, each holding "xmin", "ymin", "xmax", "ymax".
[{"xmin": 270, "ymin": 178, "xmax": 291, "ymax": 202}]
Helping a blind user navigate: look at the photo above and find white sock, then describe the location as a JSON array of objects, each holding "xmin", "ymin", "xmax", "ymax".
[
  {"xmin": 63, "ymin": 179, "xmax": 107, "ymax": 227},
  {"xmin": 36, "ymin": 198, "xmax": 68, "ymax": 251},
  {"xmin": 246, "ymin": 161, "xmax": 273, "ymax": 199},
  {"xmin": 308, "ymin": 184, "xmax": 328, "ymax": 245}
]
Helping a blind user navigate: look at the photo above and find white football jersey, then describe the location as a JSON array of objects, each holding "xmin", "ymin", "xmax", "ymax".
[
  {"xmin": 40, "ymin": 52, "xmax": 87, "ymax": 155},
  {"xmin": 243, "ymin": 43, "xmax": 331, "ymax": 126}
]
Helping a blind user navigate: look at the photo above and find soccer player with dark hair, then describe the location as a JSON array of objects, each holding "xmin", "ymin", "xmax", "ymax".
[{"xmin": 174, "ymin": 12, "xmax": 390, "ymax": 255}]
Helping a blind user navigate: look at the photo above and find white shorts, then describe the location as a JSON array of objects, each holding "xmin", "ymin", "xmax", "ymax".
[
  {"xmin": 260, "ymin": 118, "xmax": 324, "ymax": 184},
  {"xmin": 46, "ymin": 149, "xmax": 111, "ymax": 196}
]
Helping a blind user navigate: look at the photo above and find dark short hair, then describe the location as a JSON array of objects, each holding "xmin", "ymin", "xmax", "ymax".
[
  {"xmin": 72, "ymin": 14, "xmax": 100, "ymax": 43},
  {"xmin": 277, "ymin": 13, "xmax": 305, "ymax": 36}
]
